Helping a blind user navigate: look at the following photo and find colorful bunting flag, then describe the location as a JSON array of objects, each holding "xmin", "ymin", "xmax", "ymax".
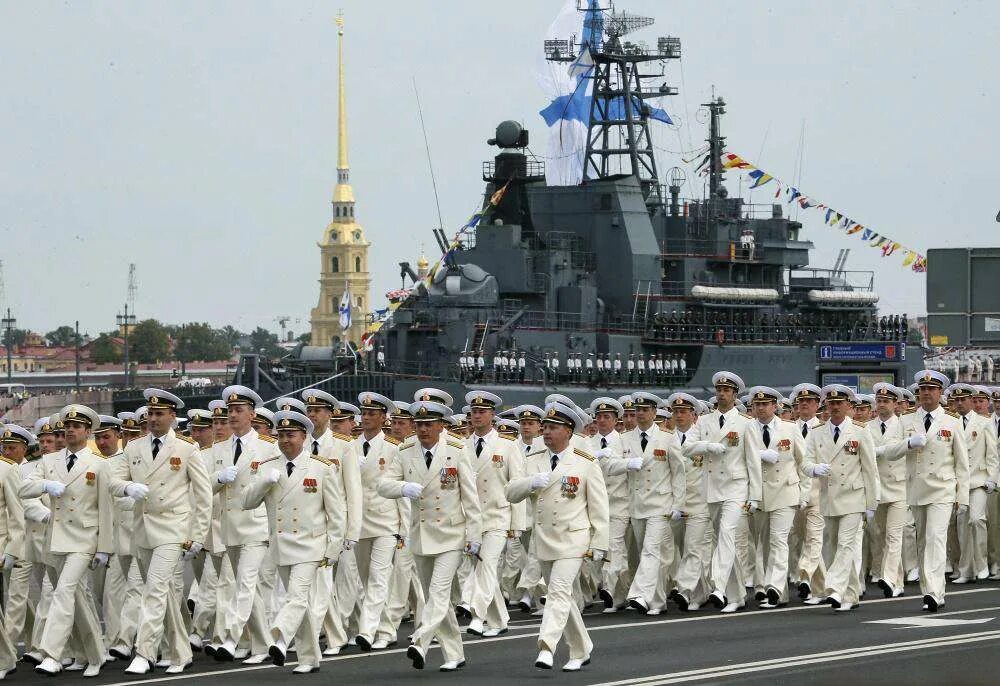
[{"xmin": 747, "ymin": 169, "xmax": 773, "ymax": 188}]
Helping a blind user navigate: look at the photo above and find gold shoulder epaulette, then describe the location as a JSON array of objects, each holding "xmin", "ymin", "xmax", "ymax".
[
  {"xmin": 945, "ymin": 409, "xmax": 960, "ymax": 418},
  {"xmin": 400, "ymin": 440, "xmax": 415, "ymax": 451},
  {"xmin": 853, "ymin": 420, "xmax": 867, "ymax": 428},
  {"xmin": 526, "ymin": 448, "xmax": 548, "ymax": 457},
  {"xmin": 0, "ymin": 456, "xmax": 15, "ymax": 466},
  {"xmin": 176, "ymin": 434, "xmax": 195, "ymax": 445},
  {"xmin": 573, "ymin": 448, "xmax": 595, "ymax": 461},
  {"xmin": 814, "ymin": 421, "xmax": 827, "ymax": 428},
  {"xmin": 447, "ymin": 439, "xmax": 464, "ymax": 450},
  {"xmin": 258, "ymin": 434, "xmax": 277, "ymax": 443},
  {"xmin": 310, "ymin": 455, "xmax": 333, "ymax": 466},
  {"xmin": 740, "ymin": 412, "xmax": 752, "ymax": 419},
  {"xmin": 781, "ymin": 419, "xmax": 796, "ymax": 424},
  {"xmin": 384, "ymin": 435, "xmax": 401, "ymax": 446},
  {"xmin": 498, "ymin": 434, "xmax": 515, "ymax": 441},
  {"xmin": 902, "ymin": 409, "xmax": 916, "ymax": 415},
  {"xmin": 256, "ymin": 456, "xmax": 280, "ymax": 466},
  {"xmin": 447, "ymin": 430, "xmax": 464, "ymax": 440},
  {"xmin": 331, "ymin": 431, "xmax": 352, "ymax": 442}
]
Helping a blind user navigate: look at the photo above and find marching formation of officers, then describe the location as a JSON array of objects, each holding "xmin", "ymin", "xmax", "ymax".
[
  {"xmin": 0, "ymin": 366, "xmax": 990, "ymax": 677},
  {"xmin": 459, "ymin": 349, "xmax": 688, "ymax": 386}
]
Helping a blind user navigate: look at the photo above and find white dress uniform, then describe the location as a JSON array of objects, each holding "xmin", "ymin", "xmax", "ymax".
[
  {"xmin": 590, "ymin": 426, "xmax": 630, "ymax": 610},
  {"xmin": 0, "ymin": 451, "xmax": 24, "ymax": 675},
  {"xmin": 801, "ymin": 400, "xmax": 879, "ymax": 609},
  {"xmin": 792, "ymin": 414, "xmax": 824, "ymax": 596},
  {"xmin": 672, "ymin": 414, "xmax": 713, "ymax": 609},
  {"xmin": 746, "ymin": 410, "xmax": 806, "ymax": 605},
  {"xmin": 22, "ymin": 434, "xmax": 113, "ymax": 670},
  {"xmin": 701, "ymin": 398, "xmax": 761, "ymax": 609},
  {"xmin": 514, "ymin": 432, "xmax": 549, "ymax": 602},
  {"xmin": 622, "ymin": 419, "xmax": 685, "ymax": 611},
  {"xmin": 954, "ymin": 404, "xmax": 999, "ymax": 580},
  {"xmin": 103, "ymin": 450, "xmax": 144, "ymax": 656},
  {"xmin": 464, "ymin": 423, "xmax": 526, "ymax": 633},
  {"xmin": 111, "ymin": 407, "xmax": 212, "ymax": 671},
  {"xmin": 210, "ymin": 424, "xmax": 280, "ymax": 658},
  {"xmin": 869, "ymin": 406, "xmax": 908, "ymax": 596},
  {"xmin": 506, "ymin": 430, "xmax": 609, "ymax": 670},
  {"xmin": 7, "ymin": 451, "xmax": 51, "ymax": 659},
  {"xmin": 379, "ymin": 420, "xmax": 482, "ymax": 669},
  {"xmin": 882, "ymin": 394, "xmax": 969, "ymax": 609},
  {"xmin": 243, "ymin": 431, "xmax": 345, "ymax": 673}
]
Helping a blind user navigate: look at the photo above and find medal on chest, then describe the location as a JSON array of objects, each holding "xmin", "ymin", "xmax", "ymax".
[
  {"xmin": 561, "ymin": 475, "xmax": 579, "ymax": 498},
  {"xmin": 303, "ymin": 477, "xmax": 317, "ymax": 493},
  {"xmin": 440, "ymin": 466, "xmax": 458, "ymax": 489}
]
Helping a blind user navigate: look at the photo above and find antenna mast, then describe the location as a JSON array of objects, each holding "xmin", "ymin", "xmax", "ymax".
[{"xmin": 413, "ymin": 77, "xmax": 445, "ymax": 237}]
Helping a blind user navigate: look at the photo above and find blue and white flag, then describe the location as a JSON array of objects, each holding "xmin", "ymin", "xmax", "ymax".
[
  {"xmin": 535, "ymin": 0, "xmax": 672, "ymax": 186},
  {"xmin": 339, "ymin": 289, "xmax": 352, "ymax": 331}
]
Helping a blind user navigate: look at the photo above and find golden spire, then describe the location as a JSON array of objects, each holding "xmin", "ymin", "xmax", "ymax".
[{"xmin": 333, "ymin": 11, "xmax": 354, "ymax": 205}]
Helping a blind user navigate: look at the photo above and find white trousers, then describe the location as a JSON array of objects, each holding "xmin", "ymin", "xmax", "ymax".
[
  {"xmin": 354, "ymin": 535, "xmax": 397, "ymax": 642},
  {"xmin": 958, "ymin": 488, "xmax": 990, "ymax": 578},
  {"xmin": 272, "ymin": 561, "xmax": 321, "ymax": 667},
  {"xmin": 823, "ymin": 513, "xmax": 863, "ymax": 604},
  {"xmin": 538, "ymin": 558, "xmax": 591, "ymax": 660},
  {"xmin": 913, "ymin": 502, "xmax": 954, "ymax": 604},
  {"xmin": 752, "ymin": 507, "xmax": 795, "ymax": 603},
  {"xmin": 412, "ymin": 550, "xmax": 464, "ymax": 664},
  {"xmin": 469, "ymin": 530, "xmax": 510, "ymax": 628},
  {"xmin": 39, "ymin": 552, "xmax": 105, "ymax": 666},
  {"xmin": 627, "ymin": 516, "xmax": 672, "ymax": 607}
]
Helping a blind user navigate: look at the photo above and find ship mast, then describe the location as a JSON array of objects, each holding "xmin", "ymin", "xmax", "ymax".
[{"xmin": 705, "ymin": 94, "xmax": 727, "ymax": 200}]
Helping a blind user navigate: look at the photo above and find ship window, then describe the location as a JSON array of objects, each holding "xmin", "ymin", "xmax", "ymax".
[
  {"xmin": 331, "ymin": 256, "xmax": 339, "ymax": 272},
  {"xmin": 355, "ymin": 256, "xmax": 362, "ymax": 272}
]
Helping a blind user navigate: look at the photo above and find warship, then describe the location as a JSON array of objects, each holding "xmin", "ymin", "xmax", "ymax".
[{"xmin": 232, "ymin": 1, "xmax": 922, "ymax": 408}]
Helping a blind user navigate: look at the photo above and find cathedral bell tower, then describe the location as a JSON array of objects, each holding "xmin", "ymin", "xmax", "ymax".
[{"xmin": 310, "ymin": 13, "xmax": 371, "ymax": 348}]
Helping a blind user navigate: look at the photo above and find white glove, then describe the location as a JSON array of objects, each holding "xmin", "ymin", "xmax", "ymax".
[
  {"xmin": 2, "ymin": 554, "xmax": 14, "ymax": 571},
  {"xmin": 594, "ymin": 448, "xmax": 610, "ymax": 460},
  {"xmin": 266, "ymin": 468, "xmax": 281, "ymax": 484},
  {"xmin": 875, "ymin": 445, "xmax": 887, "ymax": 458},
  {"xmin": 325, "ymin": 555, "xmax": 340, "ymax": 568},
  {"xmin": 217, "ymin": 465, "xmax": 238, "ymax": 484},
  {"xmin": 626, "ymin": 457, "xmax": 643, "ymax": 471},
  {"xmin": 670, "ymin": 509, "xmax": 684, "ymax": 521},
  {"xmin": 811, "ymin": 463, "xmax": 831, "ymax": 477},
  {"xmin": 89, "ymin": 552, "xmax": 109, "ymax": 570},
  {"xmin": 124, "ymin": 482, "xmax": 149, "ymax": 500},
  {"xmin": 864, "ymin": 509, "xmax": 875, "ymax": 524},
  {"xmin": 589, "ymin": 549, "xmax": 606, "ymax": 563},
  {"xmin": 798, "ymin": 500, "xmax": 810, "ymax": 511},
  {"xmin": 530, "ymin": 473, "xmax": 550, "ymax": 490},
  {"xmin": 986, "ymin": 480, "xmax": 996, "ymax": 494},
  {"xmin": 26, "ymin": 505, "xmax": 51, "ymax": 523},
  {"xmin": 42, "ymin": 480, "xmax": 66, "ymax": 498},
  {"xmin": 745, "ymin": 500, "xmax": 759, "ymax": 514},
  {"xmin": 343, "ymin": 539, "xmax": 357, "ymax": 551},
  {"xmin": 759, "ymin": 449, "xmax": 780, "ymax": 464},
  {"xmin": 706, "ymin": 442, "xmax": 727, "ymax": 455},
  {"xmin": 401, "ymin": 482, "xmax": 424, "ymax": 499},
  {"xmin": 466, "ymin": 541, "xmax": 481, "ymax": 557},
  {"xmin": 182, "ymin": 541, "xmax": 203, "ymax": 561},
  {"xmin": 956, "ymin": 504, "xmax": 969, "ymax": 516},
  {"xmin": 908, "ymin": 433, "xmax": 927, "ymax": 449}
]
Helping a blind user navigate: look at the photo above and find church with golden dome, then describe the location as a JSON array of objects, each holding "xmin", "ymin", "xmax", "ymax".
[{"xmin": 310, "ymin": 14, "xmax": 371, "ymax": 348}]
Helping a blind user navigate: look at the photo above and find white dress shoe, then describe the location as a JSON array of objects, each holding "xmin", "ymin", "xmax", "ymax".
[
  {"xmin": 803, "ymin": 595, "xmax": 823, "ymax": 605},
  {"xmin": 124, "ymin": 656, "xmax": 152, "ymax": 675},
  {"xmin": 189, "ymin": 633, "xmax": 203, "ymax": 650},
  {"xmin": 835, "ymin": 602, "xmax": 854, "ymax": 612},
  {"xmin": 483, "ymin": 626, "xmax": 508, "ymax": 637},
  {"xmin": 84, "ymin": 663, "xmax": 102, "ymax": 677},
  {"xmin": 720, "ymin": 602, "xmax": 744, "ymax": 614},
  {"xmin": 646, "ymin": 608, "xmax": 662, "ymax": 616},
  {"xmin": 21, "ymin": 651, "xmax": 43, "ymax": 665},
  {"xmin": 562, "ymin": 655, "xmax": 591, "ymax": 672},
  {"xmin": 466, "ymin": 618, "xmax": 485, "ymax": 636},
  {"xmin": 602, "ymin": 606, "xmax": 618, "ymax": 614},
  {"xmin": 243, "ymin": 653, "xmax": 268, "ymax": 664},
  {"xmin": 689, "ymin": 601, "xmax": 701, "ymax": 611},
  {"xmin": 906, "ymin": 569, "xmax": 920, "ymax": 582},
  {"xmin": 439, "ymin": 659, "xmax": 466, "ymax": 671},
  {"xmin": 951, "ymin": 576, "xmax": 970, "ymax": 584},
  {"xmin": 35, "ymin": 657, "xmax": 62, "ymax": 675},
  {"xmin": 155, "ymin": 658, "xmax": 171, "ymax": 668},
  {"xmin": 66, "ymin": 659, "xmax": 86, "ymax": 671},
  {"xmin": 535, "ymin": 650, "xmax": 554, "ymax": 669},
  {"xmin": 322, "ymin": 645, "xmax": 342, "ymax": 656},
  {"xmin": 976, "ymin": 568, "xmax": 991, "ymax": 581},
  {"xmin": 165, "ymin": 662, "xmax": 191, "ymax": 674},
  {"xmin": 292, "ymin": 664, "xmax": 319, "ymax": 674},
  {"xmin": 371, "ymin": 639, "xmax": 393, "ymax": 650},
  {"xmin": 234, "ymin": 648, "xmax": 250, "ymax": 660}
]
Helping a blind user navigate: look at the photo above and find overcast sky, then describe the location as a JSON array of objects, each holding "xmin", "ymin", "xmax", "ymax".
[{"xmin": 1, "ymin": 1, "xmax": 995, "ymax": 338}]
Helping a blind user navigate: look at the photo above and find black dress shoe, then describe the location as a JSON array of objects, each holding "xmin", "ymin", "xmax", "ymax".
[
  {"xmin": 187, "ymin": 598, "xmax": 196, "ymax": 614},
  {"xmin": 517, "ymin": 600, "xmax": 532, "ymax": 613},
  {"xmin": 268, "ymin": 645, "xmax": 286, "ymax": 667},
  {"xmin": 923, "ymin": 594, "xmax": 939, "ymax": 612},
  {"xmin": 455, "ymin": 605, "xmax": 472, "ymax": 619},
  {"xmin": 214, "ymin": 646, "xmax": 235, "ymax": 662},
  {"xmin": 754, "ymin": 590, "xmax": 766, "ymax": 602},
  {"xmin": 627, "ymin": 598, "xmax": 649, "ymax": 614},
  {"xmin": 355, "ymin": 636, "xmax": 372, "ymax": 652},
  {"xmin": 708, "ymin": 592, "xmax": 727, "ymax": 609},
  {"xmin": 766, "ymin": 588, "xmax": 780, "ymax": 606},
  {"xmin": 828, "ymin": 596, "xmax": 842, "ymax": 609},
  {"xmin": 598, "ymin": 588, "xmax": 614, "ymax": 608},
  {"xmin": 673, "ymin": 592, "xmax": 690, "ymax": 612},
  {"xmin": 21, "ymin": 654, "xmax": 41, "ymax": 666},
  {"xmin": 877, "ymin": 579, "xmax": 893, "ymax": 598},
  {"xmin": 406, "ymin": 645, "xmax": 425, "ymax": 670},
  {"xmin": 797, "ymin": 582, "xmax": 811, "ymax": 600}
]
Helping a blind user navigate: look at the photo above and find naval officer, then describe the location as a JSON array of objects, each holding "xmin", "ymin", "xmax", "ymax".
[
  {"xmin": 506, "ymin": 402, "xmax": 609, "ymax": 672},
  {"xmin": 869, "ymin": 383, "xmax": 908, "ymax": 598}
]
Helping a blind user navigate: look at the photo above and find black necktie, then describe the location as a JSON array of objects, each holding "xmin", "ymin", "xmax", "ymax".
[
  {"xmin": 801, "ymin": 424, "xmax": 808, "ymax": 439},
  {"xmin": 680, "ymin": 433, "xmax": 686, "ymax": 446},
  {"xmin": 924, "ymin": 414, "xmax": 932, "ymax": 433},
  {"xmin": 833, "ymin": 425, "xmax": 840, "ymax": 443},
  {"xmin": 424, "ymin": 450, "xmax": 433, "ymax": 468},
  {"xmin": 312, "ymin": 440, "xmax": 319, "ymax": 455},
  {"xmin": 640, "ymin": 432, "xmax": 648, "ymax": 452},
  {"xmin": 66, "ymin": 453, "xmax": 77, "ymax": 471},
  {"xmin": 996, "ymin": 419, "xmax": 999, "ymax": 438},
  {"xmin": 476, "ymin": 438, "xmax": 484, "ymax": 457},
  {"xmin": 152, "ymin": 438, "xmax": 161, "ymax": 459},
  {"xmin": 233, "ymin": 437, "xmax": 242, "ymax": 465},
  {"xmin": 550, "ymin": 454, "xmax": 559, "ymax": 471},
  {"xmin": 881, "ymin": 422, "xmax": 886, "ymax": 435},
  {"xmin": 363, "ymin": 441, "xmax": 370, "ymax": 457},
  {"xmin": 963, "ymin": 415, "xmax": 968, "ymax": 430},
  {"xmin": 719, "ymin": 415, "xmax": 725, "ymax": 429},
  {"xmin": 286, "ymin": 461, "xmax": 294, "ymax": 477},
  {"xmin": 601, "ymin": 437, "xmax": 607, "ymax": 449},
  {"xmin": 762, "ymin": 425, "xmax": 770, "ymax": 448}
]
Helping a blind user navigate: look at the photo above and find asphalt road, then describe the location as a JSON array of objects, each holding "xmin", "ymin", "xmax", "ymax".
[{"xmin": 15, "ymin": 581, "xmax": 1000, "ymax": 685}]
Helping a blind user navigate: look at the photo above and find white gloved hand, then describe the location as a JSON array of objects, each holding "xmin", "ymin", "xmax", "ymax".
[
  {"xmin": 759, "ymin": 449, "xmax": 780, "ymax": 464},
  {"xmin": 875, "ymin": 445, "xmax": 887, "ymax": 458},
  {"xmin": 986, "ymin": 480, "xmax": 997, "ymax": 494},
  {"xmin": 124, "ymin": 482, "xmax": 149, "ymax": 500},
  {"xmin": 594, "ymin": 448, "xmax": 610, "ymax": 460},
  {"xmin": 2, "ymin": 554, "xmax": 14, "ymax": 571},
  {"xmin": 798, "ymin": 500, "xmax": 810, "ymax": 511},
  {"xmin": 466, "ymin": 541, "xmax": 481, "ymax": 557},
  {"xmin": 530, "ymin": 473, "xmax": 550, "ymax": 490},
  {"xmin": 26, "ymin": 505, "xmax": 51, "ymax": 523},
  {"xmin": 266, "ymin": 468, "xmax": 281, "ymax": 484},
  {"xmin": 343, "ymin": 539, "xmax": 357, "ymax": 551},
  {"xmin": 89, "ymin": 552, "xmax": 110, "ymax": 570},
  {"xmin": 670, "ymin": 509, "xmax": 685, "ymax": 521},
  {"xmin": 956, "ymin": 504, "xmax": 969, "ymax": 516},
  {"xmin": 182, "ymin": 541, "xmax": 203, "ymax": 561},
  {"xmin": 401, "ymin": 482, "xmax": 424, "ymax": 499},
  {"xmin": 626, "ymin": 457, "xmax": 643, "ymax": 471},
  {"xmin": 864, "ymin": 509, "xmax": 875, "ymax": 524},
  {"xmin": 217, "ymin": 465, "xmax": 238, "ymax": 484},
  {"xmin": 745, "ymin": 500, "xmax": 759, "ymax": 514},
  {"xmin": 908, "ymin": 433, "xmax": 927, "ymax": 449},
  {"xmin": 811, "ymin": 463, "xmax": 831, "ymax": 477},
  {"xmin": 325, "ymin": 554, "xmax": 340, "ymax": 568},
  {"xmin": 42, "ymin": 480, "xmax": 66, "ymax": 498},
  {"xmin": 589, "ymin": 549, "xmax": 606, "ymax": 563},
  {"xmin": 707, "ymin": 442, "xmax": 727, "ymax": 455}
]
